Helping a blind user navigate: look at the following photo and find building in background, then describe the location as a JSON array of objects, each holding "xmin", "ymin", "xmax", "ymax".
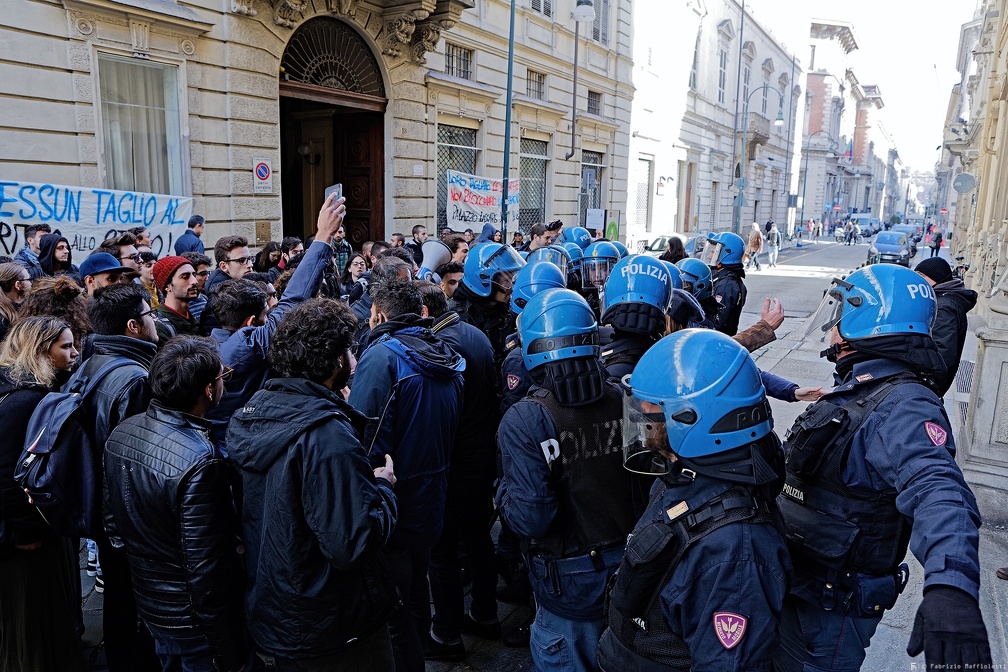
[{"xmin": 0, "ymin": 0, "xmax": 633, "ymax": 252}]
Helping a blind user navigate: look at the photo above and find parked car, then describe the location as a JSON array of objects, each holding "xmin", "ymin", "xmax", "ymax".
[
  {"xmin": 643, "ymin": 233, "xmax": 707, "ymax": 259},
  {"xmin": 867, "ymin": 232, "xmax": 913, "ymax": 267},
  {"xmin": 891, "ymin": 225, "xmax": 921, "ymax": 253}
]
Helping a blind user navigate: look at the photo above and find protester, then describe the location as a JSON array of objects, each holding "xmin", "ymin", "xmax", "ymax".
[
  {"xmin": 105, "ymin": 337, "xmax": 247, "ymax": 672},
  {"xmin": 150, "ymin": 256, "xmax": 201, "ymax": 343},
  {"xmin": 270, "ymin": 237, "xmax": 303, "ymax": 283},
  {"xmin": 17, "ymin": 275, "xmax": 91, "ymax": 352},
  {"xmin": 419, "ymin": 282, "xmax": 502, "ymax": 661},
  {"xmin": 404, "ymin": 225, "xmax": 427, "ymax": 266},
  {"xmin": 0, "ymin": 262, "xmax": 31, "ymax": 341},
  {"xmin": 180, "ymin": 251, "xmax": 213, "ymax": 323},
  {"xmin": 206, "ymin": 236, "xmax": 253, "ymax": 295},
  {"xmin": 348, "ymin": 278, "xmax": 464, "ymax": 672},
  {"xmin": 521, "ymin": 223, "xmax": 556, "ymax": 253},
  {"xmin": 97, "ymin": 233, "xmax": 140, "ymax": 271},
  {"xmin": 252, "ymin": 241, "xmax": 281, "ymax": 274},
  {"xmin": 174, "ymin": 215, "xmax": 206, "ymax": 255},
  {"xmin": 658, "ymin": 236, "xmax": 687, "ymax": 264},
  {"xmin": 445, "ymin": 234, "xmax": 469, "ymax": 264},
  {"xmin": 391, "ymin": 232, "xmax": 406, "ymax": 247},
  {"xmin": 37, "ymin": 233, "xmax": 79, "ymax": 281},
  {"xmin": 228, "ymin": 298, "xmax": 399, "ymax": 670},
  {"xmin": 339, "ymin": 253, "xmax": 368, "ymax": 298},
  {"xmin": 0, "ymin": 316, "xmax": 85, "ymax": 672},
  {"xmin": 435, "ymin": 261, "xmax": 464, "ymax": 300},
  {"xmin": 128, "ymin": 226, "xmax": 151, "ymax": 248},
  {"xmin": 15, "ymin": 223, "xmax": 51, "ymax": 279},
  {"xmin": 915, "ymin": 257, "xmax": 978, "ymax": 398},
  {"xmin": 79, "ymin": 252, "xmax": 132, "ymax": 296}
]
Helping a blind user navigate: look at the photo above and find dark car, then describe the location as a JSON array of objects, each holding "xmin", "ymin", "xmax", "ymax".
[
  {"xmin": 891, "ymin": 225, "xmax": 921, "ymax": 254},
  {"xmin": 867, "ymin": 232, "xmax": 913, "ymax": 267}
]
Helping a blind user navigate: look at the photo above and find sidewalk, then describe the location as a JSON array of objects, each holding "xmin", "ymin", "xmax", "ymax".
[{"xmin": 740, "ymin": 265, "xmax": 1008, "ymax": 669}]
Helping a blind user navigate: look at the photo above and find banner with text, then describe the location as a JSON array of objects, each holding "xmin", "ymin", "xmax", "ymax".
[
  {"xmin": 446, "ymin": 170, "xmax": 519, "ymax": 230},
  {"xmin": 0, "ymin": 180, "xmax": 193, "ymax": 258}
]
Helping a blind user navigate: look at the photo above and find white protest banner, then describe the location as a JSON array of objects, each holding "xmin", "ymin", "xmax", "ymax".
[
  {"xmin": 446, "ymin": 170, "xmax": 519, "ymax": 230},
  {"xmin": 0, "ymin": 180, "xmax": 193, "ymax": 259}
]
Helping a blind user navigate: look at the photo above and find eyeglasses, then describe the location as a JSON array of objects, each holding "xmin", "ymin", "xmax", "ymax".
[
  {"xmin": 121, "ymin": 253, "xmax": 142, "ymax": 263},
  {"xmin": 226, "ymin": 256, "xmax": 253, "ymax": 266},
  {"xmin": 350, "ymin": 260, "xmax": 367, "ymax": 267},
  {"xmin": 195, "ymin": 270, "xmax": 211, "ymax": 278},
  {"xmin": 216, "ymin": 366, "xmax": 234, "ymax": 382},
  {"xmin": 136, "ymin": 308, "xmax": 158, "ymax": 319}
]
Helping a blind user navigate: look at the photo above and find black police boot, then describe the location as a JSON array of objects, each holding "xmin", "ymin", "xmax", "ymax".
[{"xmin": 424, "ymin": 632, "xmax": 466, "ymax": 663}]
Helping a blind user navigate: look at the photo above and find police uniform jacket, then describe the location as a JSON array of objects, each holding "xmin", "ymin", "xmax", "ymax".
[{"xmin": 711, "ymin": 265, "xmax": 747, "ymax": 336}]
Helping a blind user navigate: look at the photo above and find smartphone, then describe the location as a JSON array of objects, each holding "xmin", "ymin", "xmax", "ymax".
[{"xmin": 325, "ymin": 183, "xmax": 342, "ymax": 202}]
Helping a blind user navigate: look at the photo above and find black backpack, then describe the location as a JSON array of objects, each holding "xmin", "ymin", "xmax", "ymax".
[{"xmin": 14, "ymin": 359, "xmax": 122, "ymax": 538}]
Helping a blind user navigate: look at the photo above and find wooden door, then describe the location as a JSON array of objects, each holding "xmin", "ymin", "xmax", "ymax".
[{"xmin": 335, "ymin": 112, "xmax": 384, "ymax": 247}]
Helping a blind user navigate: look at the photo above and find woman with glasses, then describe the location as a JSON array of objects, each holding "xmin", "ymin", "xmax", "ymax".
[
  {"xmin": 338, "ymin": 253, "xmax": 368, "ymax": 300},
  {"xmin": 253, "ymin": 241, "xmax": 282, "ymax": 274},
  {"xmin": 0, "ymin": 316, "xmax": 85, "ymax": 672},
  {"xmin": 0, "ymin": 262, "xmax": 31, "ymax": 342}
]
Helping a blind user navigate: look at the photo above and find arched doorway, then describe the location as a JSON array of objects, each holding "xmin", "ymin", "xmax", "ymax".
[{"xmin": 279, "ymin": 17, "xmax": 387, "ymax": 248}]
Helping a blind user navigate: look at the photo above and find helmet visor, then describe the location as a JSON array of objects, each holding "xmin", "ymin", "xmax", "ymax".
[
  {"xmin": 622, "ymin": 387, "xmax": 672, "ymax": 475},
  {"xmin": 698, "ymin": 240, "xmax": 723, "ymax": 267},
  {"xmin": 582, "ymin": 258, "xmax": 616, "ymax": 288},
  {"xmin": 533, "ymin": 249, "xmax": 569, "ymax": 276},
  {"xmin": 799, "ymin": 283, "xmax": 846, "ymax": 344},
  {"xmin": 485, "ymin": 244, "xmax": 526, "ymax": 273}
]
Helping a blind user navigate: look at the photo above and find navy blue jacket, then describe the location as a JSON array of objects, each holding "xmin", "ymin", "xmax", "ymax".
[
  {"xmin": 348, "ymin": 316, "xmax": 465, "ymax": 548},
  {"xmin": 712, "ymin": 266, "xmax": 747, "ymax": 336},
  {"xmin": 932, "ymin": 279, "xmax": 978, "ymax": 397},
  {"xmin": 14, "ymin": 246, "xmax": 44, "ymax": 280},
  {"xmin": 174, "ymin": 229, "xmax": 205, "ymax": 255},
  {"xmin": 760, "ymin": 370, "xmax": 798, "ymax": 402},
  {"xmin": 599, "ymin": 474, "xmax": 791, "ymax": 670},
  {"xmin": 207, "ymin": 240, "xmax": 332, "ymax": 444},
  {"xmin": 792, "ymin": 357, "xmax": 982, "ymax": 601},
  {"xmin": 500, "ymin": 336, "xmax": 533, "ymax": 415},
  {"xmin": 226, "ymin": 377, "xmax": 398, "ymax": 658}
]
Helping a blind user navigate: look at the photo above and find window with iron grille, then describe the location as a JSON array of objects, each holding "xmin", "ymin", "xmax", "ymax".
[
  {"xmin": 762, "ymin": 83, "xmax": 768, "ymax": 115},
  {"xmin": 531, "ymin": 0, "xmax": 552, "ymax": 17},
  {"xmin": 527, "ymin": 70, "xmax": 547, "ymax": 100},
  {"xmin": 437, "ymin": 125, "xmax": 478, "ymax": 232},
  {"xmin": 587, "ymin": 90, "xmax": 602, "ymax": 116},
  {"xmin": 445, "ymin": 43, "xmax": 473, "ymax": 80},
  {"xmin": 591, "ymin": 0, "xmax": 609, "ymax": 44},
  {"xmin": 743, "ymin": 64, "xmax": 751, "ymax": 103},
  {"xmin": 634, "ymin": 158, "xmax": 653, "ymax": 233},
  {"xmin": 579, "ymin": 150, "xmax": 604, "ymax": 227},
  {"xmin": 519, "ymin": 138, "xmax": 549, "ymax": 231},
  {"xmin": 717, "ymin": 48, "xmax": 727, "ymax": 104}
]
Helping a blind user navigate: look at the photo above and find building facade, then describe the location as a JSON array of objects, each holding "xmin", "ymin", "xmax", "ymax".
[{"xmin": 0, "ymin": 0, "xmax": 633, "ymax": 254}]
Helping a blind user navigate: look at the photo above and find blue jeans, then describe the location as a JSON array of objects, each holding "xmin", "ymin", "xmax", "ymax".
[
  {"xmin": 530, "ymin": 606, "xmax": 606, "ymax": 672},
  {"xmin": 772, "ymin": 596, "xmax": 881, "ymax": 672}
]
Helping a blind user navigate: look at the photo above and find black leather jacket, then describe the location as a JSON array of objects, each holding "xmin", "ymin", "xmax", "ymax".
[{"xmin": 105, "ymin": 401, "xmax": 247, "ymax": 671}]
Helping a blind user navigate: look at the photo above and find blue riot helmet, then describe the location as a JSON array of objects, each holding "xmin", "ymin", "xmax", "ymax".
[
  {"xmin": 802, "ymin": 265, "xmax": 944, "ymax": 372},
  {"xmin": 511, "ymin": 260, "xmax": 568, "ymax": 315},
  {"xmin": 557, "ymin": 226, "xmax": 593, "ymax": 250},
  {"xmin": 699, "ymin": 231, "xmax": 746, "ymax": 267},
  {"xmin": 602, "ymin": 255, "xmax": 674, "ymax": 336},
  {"xmin": 582, "ymin": 240, "xmax": 621, "ymax": 288},
  {"xmin": 622, "ymin": 329, "xmax": 781, "ymax": 484},
  {"xmin": 461, "ymin": 242, "xmax": 526, "ymax": 298},
  {"xmin": 519, "ymin": 288, "xmax": 599, "ymax": 371},
  {"xmin": 658, "ymin": 260, "xmax": 684, "ymax": 289},
  {"xmin": 526, "ymin": 244, "xmax": 571, "ymax": 277},
  {"xmin": 610, "ymin": 240, "xmax": 630, "ymax": 259},
  {"xmin": 518, "ymin": 250, "xmax": 529, "ymax": 261},
  {"xmin": 560, "ymin": 242, "xmax": 584, "ymax": 272},
  {"xmin": 676, "ymin": 257, "xmax": 713, "ymax": 301},
  {"xmin": 666, "ymin": 288, "xmax": 705, "ymax": 330}
]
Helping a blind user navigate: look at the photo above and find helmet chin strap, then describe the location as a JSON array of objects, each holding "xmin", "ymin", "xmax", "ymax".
[{"xmin": 820, "ymin": 342, "xmax": 845, "ymax": 362}]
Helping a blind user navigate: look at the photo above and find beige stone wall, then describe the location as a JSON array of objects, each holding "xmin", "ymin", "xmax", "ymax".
[{"xmin": 0, "ymin": 0, "xmax": 633, "ymax": 246}]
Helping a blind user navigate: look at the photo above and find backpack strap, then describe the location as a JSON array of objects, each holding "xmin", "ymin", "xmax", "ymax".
[{"xmin": 66, "ymin": 357, "xmax": 131, "ymax": 397}]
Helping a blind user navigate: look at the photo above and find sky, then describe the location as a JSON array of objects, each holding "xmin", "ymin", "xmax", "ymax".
[{"xmin": 742, "ymin": 0, "xmax": 980, "ymax": 172}]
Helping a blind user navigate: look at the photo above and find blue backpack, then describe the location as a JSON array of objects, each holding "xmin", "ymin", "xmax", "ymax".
[{"xmin": 14, "ymin": 359, "xmax": 122, "ymax": 538}]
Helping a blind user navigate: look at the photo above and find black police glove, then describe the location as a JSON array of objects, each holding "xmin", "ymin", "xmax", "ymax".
[{"xmin": 906, "ymin": 585, "xmax": 992, "ymax": 669}]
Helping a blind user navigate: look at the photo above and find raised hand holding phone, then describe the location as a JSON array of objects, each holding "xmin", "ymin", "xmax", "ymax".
[{"xmin": 317, "ymin": 186, "xmax": 345, "ymax": 243}]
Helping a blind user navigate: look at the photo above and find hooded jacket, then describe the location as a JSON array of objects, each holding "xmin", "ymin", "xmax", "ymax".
[
  {"xmin": 932, "ymin": 278, "xmax": 978, "ymax": 397},
  {"xmin": 38, "ymin": 233, "xmax": 79, "ymax": 280},
  {"xmin": 349, "ymin": 314, "xmax": 464, "ymax": 547},
  {"xmin": 475, "ymin": 223, "xmax": 498, "ymax": 243},
  {"xmin": 226, "ymin": 377, "xmax": 398, "ymax": 658}
]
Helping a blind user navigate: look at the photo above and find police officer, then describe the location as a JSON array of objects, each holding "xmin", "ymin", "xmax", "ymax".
[
  {"xmin": 496, "ymin": 288, "xmax": 648, "ymax": 672},
  {"xmin": 451, "ymin": 241, "xmax": 525, "ymax": 368},
  {"xmin": 598, "ymin": 329, "xmax": 791, "ymax": 671},
  {"xmin": 701, "ymin": 231, "xmax": 748, "ymax": 336},
  {"xmin": 774, "ymin": 264, "xmax": 991, "ymax": 671},
  {"xmin": 675, "ymin": 257, "xmax": 718, "ymax": 330},
  {"xmin": 557, "ymin": 226, "xmax": 593, "ymax": 250},
  {"xmin": 580, "ymin": 240, "xmax": 621, "ymax": 321},
  {"xmin": 527, "ymin": 244, "xmax": 572, "ymax": 279},
  {"xmin": 599, "ymin": 255, "xmax": 676, "ymax": 380},
  {"xmin": 560, "ymin": 242, "xmax": 586, "ymax": 291}
]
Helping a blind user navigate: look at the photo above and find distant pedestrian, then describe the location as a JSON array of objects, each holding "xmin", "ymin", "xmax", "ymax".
[
  {"xmin": 765, "ymin": 217, "xmax": 774, "ymax": 235},
  {"xmin": 766, "ymin": 222, "xmax": 781, "ymax": 267},
  {"xmin": 746, "ymin": 222, "xmax": 763, "ymax": 271},
  {"xmin": 930, "ymin": 228, "xmax": 943, "ymax": 257}
]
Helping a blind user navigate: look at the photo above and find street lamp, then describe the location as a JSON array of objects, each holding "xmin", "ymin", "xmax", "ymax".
[
  {"xmin": 798, "ymin": 129, "xmax": 836, "ymax": 229},
  {"xmin": 500, "ymin": 0, "xmax": 518, "ymax": 239},
  {"xmin": 565, "ymin": 0, "xmax": 596, "ymax": 160},
  {"xmin": 733, "ymin": 83, "xmax": 785, "ymax": 234}
]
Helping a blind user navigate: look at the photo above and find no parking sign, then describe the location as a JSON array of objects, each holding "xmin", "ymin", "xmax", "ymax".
[{"xmin": 253, "ymin": 158, "xmax": 272, "ymax": 195}]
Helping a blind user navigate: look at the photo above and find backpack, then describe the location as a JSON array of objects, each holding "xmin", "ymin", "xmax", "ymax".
[{"xmin": 14, "ymin": 358, "xmax": 123, "ymax": 538}]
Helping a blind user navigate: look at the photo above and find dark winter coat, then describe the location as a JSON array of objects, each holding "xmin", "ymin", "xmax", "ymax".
[
  {"xmin": 227, "ymin": 377, "xmax": 398, "ymax": 659},
  {"xmin": 931, "ymin": 278, "xmax": 978, "ymax": 397},
  {"xmin": 37, "ymin": 233, "xmax": 79, "ymax": 281},
  {"xmin": 173, "ymin": 229, "xmax": 205, "ymax": 255},
  {"xmin": 14, "ymin": 246, "xmax": 44, "ymax": 280}
]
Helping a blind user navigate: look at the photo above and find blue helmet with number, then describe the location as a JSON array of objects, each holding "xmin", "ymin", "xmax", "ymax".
[
  {"xmin": 622, "ymin": 329, "xmax": 781, "ymax": 484},
  {"xmin": 659, "ymin": 260, "xmax": 684, "ymax": 290},
  {"xmin": 582, "ymin": 240, "xmax": 621, "ymax": 288},
  {"xmin": 511, "ymin": 260, "xmax": 568, "ymax": 315},
  {"xmin": 805, "ymin": 264, "xmax": 944, "ymax": 372},
  {"xmin": 610, "ymin": 240, "xmax": 630, "ymax": 259},
  {"xmin": 560, "ymin": 242, "xmax": 584, "ymax": 272},
  {"xmin": 701, "ymin": 231, "xmax": 746, "ymax": 266},
  {"xmin": 602, "ymin": 256, "xmax": 674, "ymax": 336},
  {"xmin": 461, "ymin": 242, "xmax": 526, "ymax": 298},
  {"xmin": 519, "ymin": 288, "xmax": 599, "ymax": 371},
  {"xmin": 676, "ymin": 257, "xmax": 713, "ymax": 301},
  {"xmin": 527, "ymin": 244, "xmax": 571, "ymax": 277},
  {"xmin": 558, "ymin": 226, "xmax": 593, "ymax": 250}
]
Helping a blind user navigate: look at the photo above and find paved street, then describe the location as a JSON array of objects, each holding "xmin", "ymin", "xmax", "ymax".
[{"xmin": 80, "ymin": 237, "xmax": 1008, "ymax": 672}]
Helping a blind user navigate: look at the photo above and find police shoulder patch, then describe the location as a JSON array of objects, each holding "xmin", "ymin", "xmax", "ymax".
[
  {"xmin": 713, "ymin": 612, "xmax": 747, "ymax": 649},
  {"xmin": 924, "ymin": 421, "xmax": 948, "ymax": 447},
  {"xmin": 507, "ymin": 374, "xmax": 521, "ymax": 391}
]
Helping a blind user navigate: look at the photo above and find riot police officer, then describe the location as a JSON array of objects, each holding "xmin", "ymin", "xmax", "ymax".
[
  {"xmin": 675, "ymin": 257, "xmax": 718, "ymax": 330},
  {"xmin": 700, "ymin": 231, "xmax": 748, "ymax": 336},
  {"xmin": 557, "ymin": 225, "xmax": 593, "ymax": 250},
  {"xmin": 599, "ymin": 255, "xmax": 676, "ymax": 380},
  {"xmin": 496, "ymin": 288, "xmax": 648, "ymax": 672},
  {"xmin": 598, "ymin": 329, "xmax": 791, "ymax": 671},
  {"xmin": 774, "ymin": 264, "xmax": 991, "ymax": 671},
  {"xmin": 452, "ymin": 241, "xmax": 525, "ymax": 369}
]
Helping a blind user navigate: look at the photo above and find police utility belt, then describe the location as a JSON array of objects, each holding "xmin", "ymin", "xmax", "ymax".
[{"xmin": 780, "ymin": 371, "xmax": 918, "ymax": 617}]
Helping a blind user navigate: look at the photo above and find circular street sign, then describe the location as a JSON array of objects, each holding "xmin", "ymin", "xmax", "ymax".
[
  {"xmin": 255, "ymin": 162, "xmax": 271, "ymax": 180},
  {"xmin": 834, "ymin": 204, "xmax": 842, "ymax": 212},
  {"xmin": 953, "ymin": 172, "xmax": 977, "ymax": 194},
  {"xmin": 940, "ymin": 207, "xmax": 948, "ymax": 215}
]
